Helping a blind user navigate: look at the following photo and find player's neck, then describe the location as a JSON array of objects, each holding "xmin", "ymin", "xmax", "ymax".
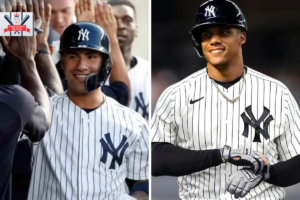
[
  {"xmin": 207, "ymin": 60, "xmax": 244, "ymax": 82},
  {"xmin": 120, "ymin": 45, "xmax": 132, "ymax": 68},
  {"xmin": 67, "ymin": 88, "xmax": 104, "ymax": 109}
]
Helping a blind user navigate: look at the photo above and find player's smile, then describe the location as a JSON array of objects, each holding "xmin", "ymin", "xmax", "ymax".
[
  {"xmin": 209, "ymin": 48, "xmax": 226, "ymax": 54},
  {"xmin": 72, "ymin": 74, "xmax": 90, "ymax": 83}
]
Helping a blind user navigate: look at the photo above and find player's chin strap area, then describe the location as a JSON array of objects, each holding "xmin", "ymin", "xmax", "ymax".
[{"xmin": 85, "ymin": 60, "xmax": 112, "ymax": 92}]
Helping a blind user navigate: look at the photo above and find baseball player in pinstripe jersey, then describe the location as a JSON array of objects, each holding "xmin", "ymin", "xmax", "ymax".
[
  {"xmin": 108, "ymin": 0, "xmax": 150, "ymax": 122},
  {"xmin": 152, "ymin": 0, "xmax": 300, "ymax": 199},
  {"xmin": 27, "ymin": 5, "xmax": 149, "ymax": 200}
]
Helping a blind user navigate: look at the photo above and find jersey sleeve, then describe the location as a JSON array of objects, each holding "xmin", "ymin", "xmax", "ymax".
[
  {"xmin": 151, "ymin": 86, "xmax": 178, "ymax": 144},
  {"xmin": 276, "ymin": 88, "xmax": 300, "ymax": 161},
  {"xmin": 102, "ymin": 82, "xmax": 129, "ymax": 106},
  {"xmin": 127, "ymin": 121, "xmax": 149, "ymax": 180}
]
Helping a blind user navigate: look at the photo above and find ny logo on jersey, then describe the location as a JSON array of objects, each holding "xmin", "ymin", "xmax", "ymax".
[
  {"xmin": 100, "ymin": 133, "xmax": 129, "ymax": 169},
  {"xmin": 205, "ymin": 5, "xmax": 216, "ymax": 17},
  {"xmin": 78, "ymin": 29, "xmax": 90, "ymax": 41},
  {"xmin": 135, "ymin": 92, "xmax": 149, "ymax": 119},
  {"xmin": 241, "ymin": 106, "xmax": 274, "ymax": 143}
]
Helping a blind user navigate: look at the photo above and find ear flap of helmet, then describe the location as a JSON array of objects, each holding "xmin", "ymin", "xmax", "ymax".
[
  {"xmin": 191, "ymin": 34, "xmax": 204, "ymax": 58},
  {"xmin": 98, "ymin": 59, "xmax": 112, "ymax": 87},
  {"xmin": 84, "ymin": 58, "xmax": 112, "ymax": 92},
  {"xmin": 85, "ymin": 73, "xmax": 98, "ymax": 92}
]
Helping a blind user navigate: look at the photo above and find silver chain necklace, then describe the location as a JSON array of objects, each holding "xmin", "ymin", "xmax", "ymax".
[{"xmin": 211, "ymin": 69, "xmax": 246, "ymax": 103}]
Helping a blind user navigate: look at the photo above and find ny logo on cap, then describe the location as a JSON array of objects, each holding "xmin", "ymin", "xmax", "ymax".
[
  {"xmin": 78, "ymin": 29, "xmax": 90, "ymax": 41},
  {"xmin": 205, "ymin": 5, "xmax": 216, "ymax": 17}
]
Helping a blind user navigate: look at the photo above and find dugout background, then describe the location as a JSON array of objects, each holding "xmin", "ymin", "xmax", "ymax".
[{"xmin": 151, "ymin": 0, "xmax": 300, "ymax": 199}]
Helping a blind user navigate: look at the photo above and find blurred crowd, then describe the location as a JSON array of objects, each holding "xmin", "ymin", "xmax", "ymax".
[{"xmin": 0, "ymin": 0, "xmax": 149, "ymax": 199}]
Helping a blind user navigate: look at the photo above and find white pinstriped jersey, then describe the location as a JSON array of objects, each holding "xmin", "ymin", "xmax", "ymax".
[
  {"xmin": 151, "ymin": 67, "xmax": 300, "ymax": 200},
  {"xmin": 28, "ymin": 92, "xmax": 149, "ymax": 200},
  {"xmin": 128, "ymin": 57, "xmax": 150, "ymax": 123}
]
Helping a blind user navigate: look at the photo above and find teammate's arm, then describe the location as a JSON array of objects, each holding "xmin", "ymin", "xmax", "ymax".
[
  {"xmin": 101, "ymin": 83, "xmax": 129, "ymax": 106},
  {"xmin": 34, "ymin": 0, "xmax": 63, "ymax": 95},
  {"xmin": 0, "ymin": 1, "xmax": 51, "ymax": 128},
  {"xmin": 94, "ymin": 1, "xmax": 131, "ymax": 105}
]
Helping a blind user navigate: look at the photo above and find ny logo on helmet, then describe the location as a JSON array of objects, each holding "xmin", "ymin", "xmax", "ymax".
[
  {"xmin": 205, "ymin": 5, "xmax": 216, "ymax": 17},
  {"xmin": 78, "ymin": 29, "xmax": 90, "ymax": 41}
]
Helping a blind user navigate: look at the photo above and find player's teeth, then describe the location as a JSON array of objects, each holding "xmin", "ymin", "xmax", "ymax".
[
  {"xmin": 211, "ymin": 49, "xmax": 224, "ymax": 52},
  {"xmin": 76, "ymin": 75, "xmax": 88, "ymax": 78}
]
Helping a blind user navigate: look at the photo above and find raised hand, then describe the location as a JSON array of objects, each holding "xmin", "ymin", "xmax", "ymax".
[
  {"xmin": 0, "ymin": 1, "xmax": 36, "ymax": 61},
  {"xmin": 4, "ymin": 0, "xmax": 15, "ymax": 12},
  {"xmin": 94, "ymin": 0, "xmax": 117, "ymax": 43},
  {"xmin": 75, "ymin": 0, "xmax": 95, "ymax": 23},
  {"xmin": 32, "ymin": 0, "xmax": 51, "ymax": 50}
]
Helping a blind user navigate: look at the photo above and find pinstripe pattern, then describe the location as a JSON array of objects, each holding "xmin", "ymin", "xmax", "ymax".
[
  {"xmin": 151, "ymin": 67, "xmax": 300, "ymax": 200},
  {"xmin": 128, "ymin": 57, "xmax": 150, "ymax": 122},
  {"xmin": 28, "ymin": 92, "xmax": 149, "ymax": 200}
]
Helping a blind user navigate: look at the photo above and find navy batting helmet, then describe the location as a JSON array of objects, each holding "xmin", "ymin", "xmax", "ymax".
[
  {"xmin": 60, "ymin": 22, "xmax": 112, "ymax": 92},
  {"xmin": 190, "ymin": 0, "xmax": 247, "ymax": 58}
]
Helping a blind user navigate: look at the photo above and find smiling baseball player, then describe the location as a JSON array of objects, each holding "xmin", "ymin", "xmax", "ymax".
[
  {"xmin": 27, "ymin": 20, "xmax": 149, "ymax": 200},
  {"xmin": 151, "ymin": 0, "xmax": 300, "ymax": 199}
]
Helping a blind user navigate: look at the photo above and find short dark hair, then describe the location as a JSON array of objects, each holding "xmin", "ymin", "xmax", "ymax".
[{"xmin": 107, "ymin": 0, "xmax": 137, "ymax": 17}]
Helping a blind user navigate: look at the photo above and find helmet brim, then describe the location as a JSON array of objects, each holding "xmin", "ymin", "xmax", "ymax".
[
  {"xmin": 190, "ymin": 17, "xmax": 247, "ymax": 34},
  {"xmin": 59, "ymin": 46, "xmax": 109, "ymax": 56}
]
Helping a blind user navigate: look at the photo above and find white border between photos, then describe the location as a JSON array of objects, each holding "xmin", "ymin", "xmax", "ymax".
[{"xmin": 148, "ymin": 0, "xmax": 152, "ymax": 199}]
